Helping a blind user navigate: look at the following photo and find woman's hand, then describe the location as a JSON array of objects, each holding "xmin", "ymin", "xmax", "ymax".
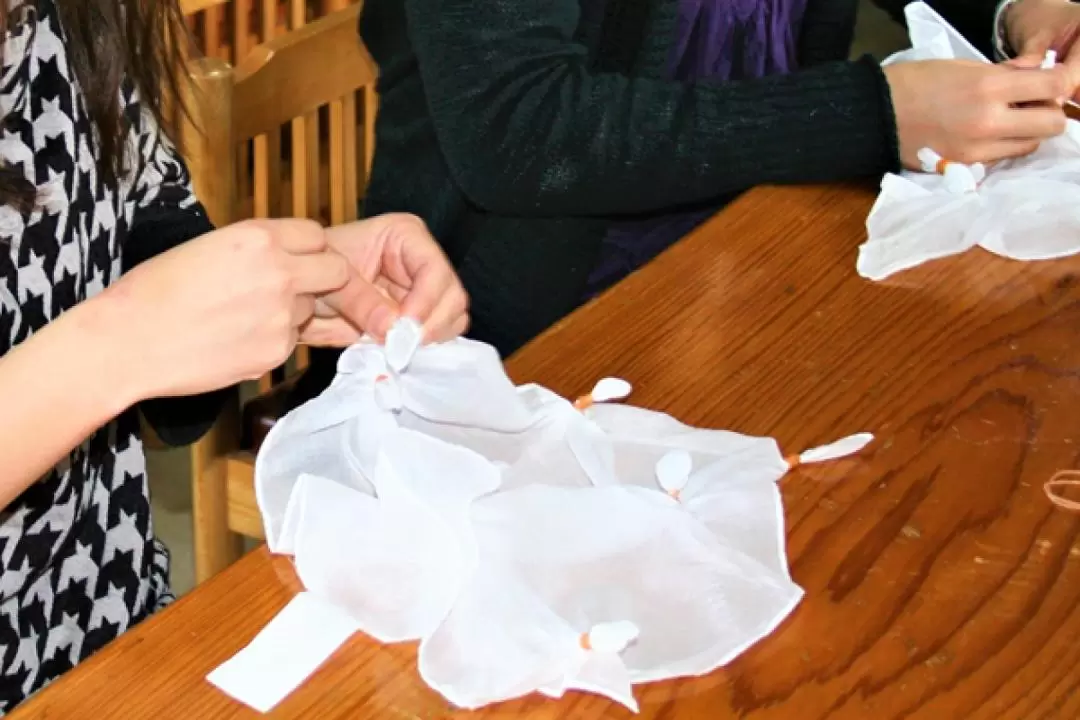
[
  {"xmin": 106, "ymin": 218, "xmax": 396, "ymax": 398},
  {"xmin": 884, "ymin": 59, "xmax": 1070, "ymax": 169},
  {"xmin": 102, "ymin": 213, "xmax": 466, "ymax": 400},
  {"xmin": 322, "ymin": 213, "xmax": 469, "ymax": 344},
  {"xmin": 1004, "ymin": 0, "xmax": 1080, "ymax": 96}
]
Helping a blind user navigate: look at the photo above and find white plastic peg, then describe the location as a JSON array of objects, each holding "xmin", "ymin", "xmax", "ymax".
[
  {"xmin": 793, "ymin": 433, "xmax": 874, "ymax": 466},
  {"xmin": 573, "ymin": 377, "xmax": 632, "ymax": 410},
  {"xmin": 591, "ymin": 378, "xmax": 632, "ymax": 403},
  {"xmin": 1042, "ymin": 49, "xmax": 1057, "ymax": 69},
  {"xmin": 580, "ymin": 621, "xmax": 639, "ymax": 653},
  {"xmin": 916, "ymin": 147, "xmax": 983, "ymax": 194},
  {"xmin": 655, "ymin": 450, "xmax": 692, "ymax": 500},
  {"xmin": 384, "ymin": 317, "xmax": 423, "ymax": 373}
]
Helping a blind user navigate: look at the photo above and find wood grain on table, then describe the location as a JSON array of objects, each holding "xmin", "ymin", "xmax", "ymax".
[{"xmin": 14, "ymin": 184, "xmax": 1080, "ymax": 719}]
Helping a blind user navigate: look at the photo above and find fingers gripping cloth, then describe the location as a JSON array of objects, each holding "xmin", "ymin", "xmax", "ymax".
[
  {"xmin": 857, "ymin": 3, "xmax": 1080, "ymax": 281},
  {"xmin": 207, "ymin": 320, "xmax": 874, "ymax": 713}
]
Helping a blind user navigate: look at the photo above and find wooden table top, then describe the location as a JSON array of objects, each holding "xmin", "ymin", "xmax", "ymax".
[{"xmin": 15, "ymin": 184, "xmax": 1080, "ymax": 719}]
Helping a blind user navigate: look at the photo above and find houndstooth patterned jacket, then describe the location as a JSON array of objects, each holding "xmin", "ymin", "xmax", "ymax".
[{"xmin": 0, "ymin": 1, "xmax": 217, "ymax": 712}]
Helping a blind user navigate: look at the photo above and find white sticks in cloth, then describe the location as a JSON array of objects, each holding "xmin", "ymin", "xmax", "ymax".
[
  {"xmin": 857, "ymin": 2, "xmax": 1080, "ymax": 281},
  {"xmin": 207, "ymin": 320, "xmax": 874, "ymax": 713}
]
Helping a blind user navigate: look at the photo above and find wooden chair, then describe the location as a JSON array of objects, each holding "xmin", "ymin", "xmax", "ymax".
[
  {"xmin": 180, "ymin": 3, "xmax": 378, "ymax": 583},
  {"xmin": 181, "ymin": 0, "xmax": 362, "ymax": 67},
  {"xmin": 180, "ymin": 0, "xmax": 371, "ymax": 240},
  {"xmin": 182, "ymin": 0, "xmax": 311, "ymax": 64}
]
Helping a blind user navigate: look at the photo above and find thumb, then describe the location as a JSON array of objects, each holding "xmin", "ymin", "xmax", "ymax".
[
  {"xmin": 321, "ymin": 274, "xmax": 401, "ymax": 341},
  {"xmin": 1062, "ymin": 48, "xmax": 1080, "ymax": 100},
  {"xmin": 1005, "ymin": 52, "xmax": 1050, "ymax": 69}
]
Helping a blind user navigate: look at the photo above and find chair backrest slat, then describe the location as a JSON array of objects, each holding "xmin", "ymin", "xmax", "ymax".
[
  {"xmin": 180, "ymin": 0, "xmax": 227, "ymax": 15},
  {"xmin": 231, "ymin": 4, "xmax": 373, "ymax": 141},
  {"xmin": 181, "ymin": 0, "xmax": 307, "ymax": 65},
  {"xmin": 233, "ymin": 0, "xmax": 253, "ymax": 60},
  {"xmin": 181, "ymin": 57, "xmax": 235, "ymax": 228},
  {"xmin": 183, "ymin": 2, "xmax": 375, "ymax": 384}
]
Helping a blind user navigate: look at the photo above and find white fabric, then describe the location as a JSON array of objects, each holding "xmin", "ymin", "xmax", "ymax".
[
  {"xmin": 858, "ymin": 2, "xmax": 1080, "ymax": 281},
  {"xmin": 206, "ymin": 592, "xmax": 362, "ymax": 713},
  {"xmin": 209, "ymin": 328, "xmax": 873, "ymax": 713}
]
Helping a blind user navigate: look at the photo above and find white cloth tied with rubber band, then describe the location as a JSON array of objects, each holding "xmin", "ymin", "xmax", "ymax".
[
  {"xmin": 207, "ymin": 319, "xmax": 873, "ymax": 713},
  {"xmin": 857, "ymin": 2, "xmax": 1080, "ymax": 281}
]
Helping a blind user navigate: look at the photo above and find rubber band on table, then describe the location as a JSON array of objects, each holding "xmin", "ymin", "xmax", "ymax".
[{"xmin": 1045, "ymin": 470, "xmax": 1080, "ymax": 512}]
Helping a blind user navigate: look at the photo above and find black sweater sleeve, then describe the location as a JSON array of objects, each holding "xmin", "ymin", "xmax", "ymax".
[
  {"xmin": 123, "ymin": 131, "xmax": 229, "ymax": 448},
  {"xmin": 405, "ymin": 0, "xmax": 900, "ymax": 218}
]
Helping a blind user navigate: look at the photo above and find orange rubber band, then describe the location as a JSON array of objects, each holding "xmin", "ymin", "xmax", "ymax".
[
  {"xmin": 1045, "ymin": 470, "xmax": 1080, "ymax": 512},
  {"xmin": 375, "ymin": 374, "xmax": 389, "ymax": 383},
  {"xmin": 573, "ymin": 395, "xmax": 594, "ymax": 411},
  {"xmin": 935, "ymin": 158, "xmax": 949, "ymax": 175},
  {"xmin": 579, "ymin": 633, "xmax": 592, "ymax": 650}
]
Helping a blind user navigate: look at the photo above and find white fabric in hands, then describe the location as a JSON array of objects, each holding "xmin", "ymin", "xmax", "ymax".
[
  {"xmin": 858, "ymin": 2, "xmax": 1080, "ymax": 281},
  {"xmin": 210, "ymin": 322, "xmax": 873, "ymax": 713}
]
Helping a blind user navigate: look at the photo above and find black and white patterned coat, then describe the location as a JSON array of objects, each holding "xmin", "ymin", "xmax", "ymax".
[{"xmin": 0, "ymin": 1, "xmax": 219, "ymax": 711}]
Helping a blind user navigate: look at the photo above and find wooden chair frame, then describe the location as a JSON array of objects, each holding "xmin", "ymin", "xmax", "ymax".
[{"xmin": 179, "ymin": 3, "xmax": 377, "ymax": 582}]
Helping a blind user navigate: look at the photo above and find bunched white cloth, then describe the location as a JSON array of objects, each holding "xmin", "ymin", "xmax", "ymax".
[
  {"xmin": 858, "ymin": 2, "xmax": 1080, "ymax": 282},
  {"xmin": 208, "ymin": 320, "xmax": 873, "ymax": 713}
]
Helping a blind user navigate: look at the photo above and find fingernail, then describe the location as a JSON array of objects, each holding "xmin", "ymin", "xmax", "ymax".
[
  {"xmin": 400, "ymin": 314, "xmax": 430, "ymax": 344},
  {"xmin": 369, "ymin": 305, "xmax": 399, "ymax": 339}
]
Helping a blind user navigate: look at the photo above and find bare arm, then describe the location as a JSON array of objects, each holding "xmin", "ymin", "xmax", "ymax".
[
  {"xmin": 126, "ymin": 119, "xmax": 227, "ymax": 447},
  {"xmin": 0, "ymin": 292, "xmax": 138, "ymax": 510}
]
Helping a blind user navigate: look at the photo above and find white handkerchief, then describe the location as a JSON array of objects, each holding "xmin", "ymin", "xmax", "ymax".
[
  {"xmin": 881, "ymin": 1, "xmax": 987, "ymax": 65},
  {"xmin": 858, "ymin": 2, "xmax": 1080, "ymax": 281},
  {"xmin": 207, "ymin": 592, "xmax": 361, "ymax": 713},
  {"xmin": 209, "ymin": 322, "xmax": 874, "ymax": 713}
]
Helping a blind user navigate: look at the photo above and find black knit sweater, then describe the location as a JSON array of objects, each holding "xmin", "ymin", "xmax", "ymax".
[{"xmin": 345, "ymin": 0, "xmax": 997, "ymax": 360}]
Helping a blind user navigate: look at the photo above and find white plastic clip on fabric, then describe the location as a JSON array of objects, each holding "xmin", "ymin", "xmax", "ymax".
[
  {"xmin": 857, "ymin": 3, "xmax": 1080, "ymax": 281},
  {"xmin": 581, "ymin": 621, "xmax": 640, "ymax": 653},
  {"xmin": 573, "ymin": 377, "xmax": 633, "ymax": 410},
  {"xmin": 655, "ymin": 450, "xmax": 692, "ymax": 500},
  {"xmin": 384, "ymin": 316, "xmax": 423, "ymax": 372},
  {"xmin": 207, "ymin": 321, "xmax": 875, "ymax": 713},
  {"xmin": 916, "ymin": 147, "xmax": 984, "ymax": 194}
]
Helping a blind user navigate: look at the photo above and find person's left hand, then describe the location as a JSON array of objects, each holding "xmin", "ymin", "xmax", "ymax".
[
  {"xmin": 1005, "ymin": 0, "xmax": 1080, "ymax": 95},
  {"xmin": 313, "ymin": 213, "xmax": 469, "ymax": 345}
]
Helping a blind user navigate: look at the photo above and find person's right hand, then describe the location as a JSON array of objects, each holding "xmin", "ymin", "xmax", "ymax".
[
  {"xmin": 884, "ymin": 59, "xmax": 1070, "ymax": 169},
  {"xmin": 104, "ymin": 218, "xmax": 395, "ymax": 399},
  {"xmin": 322, "ymin": 213, "xmax": 469, "ymax": 344}
]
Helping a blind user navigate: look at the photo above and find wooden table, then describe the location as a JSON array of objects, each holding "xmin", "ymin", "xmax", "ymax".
[{"xmin": 15, "ymin": 184, "xmax": 1080, "ymax": 719}]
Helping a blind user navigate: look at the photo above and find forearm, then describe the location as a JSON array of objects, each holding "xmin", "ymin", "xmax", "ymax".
[
  {"xmin": 0, "ymin": 294, "xmax": 139, "ymax": 509},
  {"xmin": 409, "ymin": 0, "xmax": 898, "ymax": 217},
  {"xmin": 127, "ymin": 203, "xmax": 226, "ymax": 446},
  {"xmin": 430, "ymin": 61, "xmax": 898, "ymax": 216}
]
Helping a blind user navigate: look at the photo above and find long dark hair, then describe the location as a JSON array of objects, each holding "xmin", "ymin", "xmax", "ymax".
[{"xmin": 0, "ymin": 0, "xmax": 191, "ymax": 213}]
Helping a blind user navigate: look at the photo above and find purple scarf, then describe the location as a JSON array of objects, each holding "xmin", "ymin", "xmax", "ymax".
[
  {"xmin": 671, "ymin": 0, "xmax": 804, "ymax": 81},
  {"xmin": 584, "ymin": 0, "xmax": 808, "ymax": 297}
]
